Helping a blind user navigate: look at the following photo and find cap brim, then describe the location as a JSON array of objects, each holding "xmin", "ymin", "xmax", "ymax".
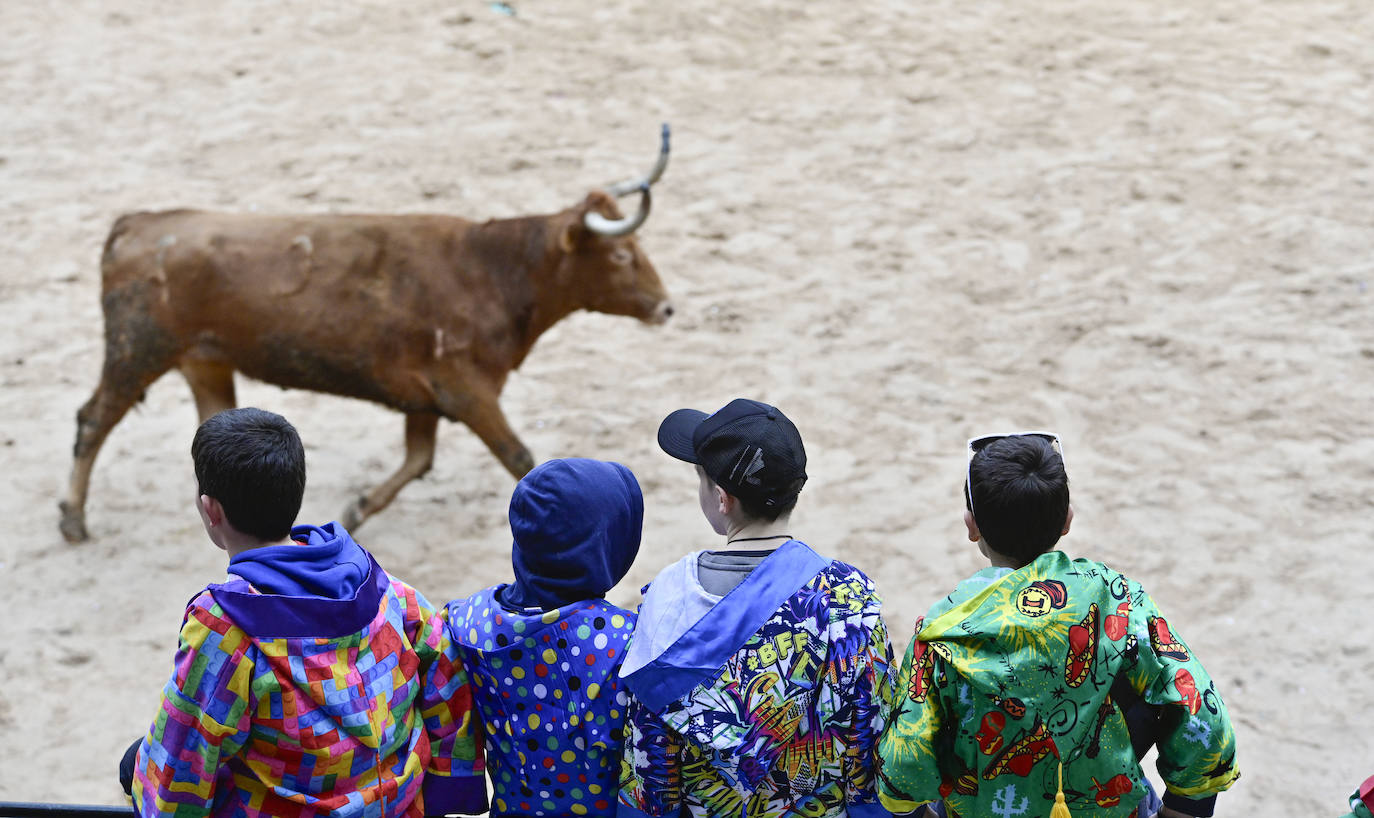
[{"xmin": 657, "ymin": 408, "xmax": 708, "ymax": 463}]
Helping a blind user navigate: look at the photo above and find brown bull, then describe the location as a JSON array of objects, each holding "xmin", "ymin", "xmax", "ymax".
[{"xmin": 60, "ymin": 127, "xmax": 674, "ymax": 542}]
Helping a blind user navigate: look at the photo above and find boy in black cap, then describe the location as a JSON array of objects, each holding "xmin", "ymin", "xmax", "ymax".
[{"xmin": 617, "ymin": 398, "xmax": 895, "ymax": 818}]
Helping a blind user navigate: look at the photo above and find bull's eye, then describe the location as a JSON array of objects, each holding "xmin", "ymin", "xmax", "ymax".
[{"xmin": 610, "ymin": 247, "xmax": 633, "ymax": 266}]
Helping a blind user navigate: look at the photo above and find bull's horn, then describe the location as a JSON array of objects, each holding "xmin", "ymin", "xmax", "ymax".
[
  {"xmin": 585, "ymin": 183, "xmax": 651, "ymax": 236},
  {"xmin": 605, "ymin": 122, "xmax": 671, "ymax": 198}
]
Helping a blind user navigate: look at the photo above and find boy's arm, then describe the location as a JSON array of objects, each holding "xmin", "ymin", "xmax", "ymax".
[
  {"xmin": 839, "ymin": 582, "xmax": 897, "ymax": 817},
  {"xmin": 616, "ymin": 696, "xmax": 682, "ymax": 817},
  {"xmin": 875, "ymin": 623, "xmax": 945, "ymax": 815},
  {"xmin": 1124, "ymin": 590, "xmax": 1240, "ymax": 817},
  {"xmin": 131, "ymin": 595, "xmax": 253, "ymax": 818},
  {"xmin": 412, "ymin": 592, "xmax": 486, "ymax": 817}
]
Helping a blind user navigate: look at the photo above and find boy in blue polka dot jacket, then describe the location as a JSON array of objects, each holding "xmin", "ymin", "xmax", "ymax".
[{"xmin": 444, "ymin": 458, "xmax": 644, "ymax": 817}]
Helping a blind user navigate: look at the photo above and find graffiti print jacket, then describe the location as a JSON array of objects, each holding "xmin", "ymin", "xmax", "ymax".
[
  {"xmin": 617, "ymin": 540, "xmax": 894, "ymax": 818},
  {"xmin": 876, "ymin": 550, "xmax": 1239, "ymax": 818},
  {"xmin": 131, "ymin": 524, "xmax": 485, "ymax": 818}
]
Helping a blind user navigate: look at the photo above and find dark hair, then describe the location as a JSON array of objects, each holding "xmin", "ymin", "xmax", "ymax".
[
  {"xmin": 191, "ymin": 408, "xmax": 306, "ymax": 541},
  {"xmin": 735, "ymin": 477, "xmax": 804, "ymax": 522},
  {"xmin": 966, "ymin": 436, "xmax": 1069, "ymax": 565}
]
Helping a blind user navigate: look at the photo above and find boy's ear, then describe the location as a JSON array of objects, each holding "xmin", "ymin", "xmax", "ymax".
[
  {"xmin": 1062, "ymin": 505, "xmax": 1074, "ymax": 536},
  {"xmin": 716, "ymin": 485, "xmax": 732, "ymax": 517},
  {"xmin": 200, "ymin": 494, "xmax": 226, "ymax": 528},
  {"xmin": 963, "ymin": 509, "xmax": 980, "ymax": 542}
]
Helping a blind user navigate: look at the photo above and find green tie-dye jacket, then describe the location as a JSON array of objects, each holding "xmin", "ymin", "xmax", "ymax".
[{"xmin": 876, "ymin": 550, "xmax": 1238, "ymax": 818}]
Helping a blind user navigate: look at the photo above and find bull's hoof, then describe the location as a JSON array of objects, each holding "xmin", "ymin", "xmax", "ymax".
[
  {"xmin": 58, "ymin": 501, "xmax": 89, "ymax": 543},
  {"xmin": 507, "ymin": 448, "xmax": 535, "ymax": 478},
  {"xmin": 339, "ymin": 497, "xmax": 367, "ymax": 533}
]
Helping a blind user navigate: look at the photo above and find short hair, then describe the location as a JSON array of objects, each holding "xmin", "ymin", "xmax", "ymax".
[
  {"xmin": 966, "ymin": 436, "xmax": 1069, "ymax": 565},
  {"xmin": 699, "ymin": 467, "xmax": 801, "ymax": 524},
  {"xmin": 735, "ymin": 478, "xmax": 803, "ymax": 522},
  {"xmin": 191, "ymin": 408, "xmax": 306, "ymax": 542}
]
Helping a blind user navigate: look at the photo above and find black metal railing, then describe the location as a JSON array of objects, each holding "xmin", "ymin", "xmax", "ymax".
[{"xmin": 0, "ymin": 804, "xmax": 134, "ymax": 818}]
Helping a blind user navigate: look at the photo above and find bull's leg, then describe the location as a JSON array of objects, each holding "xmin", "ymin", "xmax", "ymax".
[
  {"xmin": 447, "ymin": 392, "xmax": 535, "ymax": 480},
  {"xmin": 179, "ymin": 359, "xmax": 237, "ymax": 422},
  {"xmin": 60, "ymin": 358, "xmax": 178, "ymax": 543},
  {"xmin": 339, "ymin": 412, "xmax": 440, "ymax": 532}
]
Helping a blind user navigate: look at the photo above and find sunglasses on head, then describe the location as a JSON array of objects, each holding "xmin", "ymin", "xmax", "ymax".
[{"xmin": 966, "ymin": 431, "xmax": 1064, "ymax": 520}]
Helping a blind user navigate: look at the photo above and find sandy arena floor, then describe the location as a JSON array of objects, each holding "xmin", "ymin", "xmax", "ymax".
[{"xmin": 3, "ymin": 1, "xmax": 1373, "ymax": 812}]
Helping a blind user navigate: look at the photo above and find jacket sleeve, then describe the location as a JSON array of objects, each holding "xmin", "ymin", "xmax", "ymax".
[
  {"xmin": 410, "ymin": 589, "xmax": 487, "ymax": 816},
  {"xmin": 875, "ymin": 622, "xmax": 944, "ymax": 815},
  {"xmin": 131, "ymin": 594, "xmax": 253, "ymax": 818},
  {"xmin": 839, "ymin": 577, "xmax": 897, "ymax": 817},
  {"xmin": 1123, "ymin": 588, "xmax": 1240, "ymax": 813},
  {"xmin": 616, "ymin": 696, "xmax": 682, "ymax": 817}
]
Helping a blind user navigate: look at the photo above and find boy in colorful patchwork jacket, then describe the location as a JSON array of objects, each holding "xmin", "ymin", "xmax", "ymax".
[
  {"xmin": 125, "ymin": 408, "xmax": 486, "ymax": 818},
  {"xmin": 876, "ymin": 433, "xmax": 1239, "ymax": 818},
  {"xmin": 618, "ymin": 398, "xmax": 895, "ymax": 818},
  {"xmin": 445, "ymin": 458, "xmax": 644, "ymax": 818}
]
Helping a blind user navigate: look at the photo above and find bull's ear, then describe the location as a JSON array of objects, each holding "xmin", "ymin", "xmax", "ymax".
[{"xmin": 585, "ymin": 190, "xmax": 616, "ymax": 210}]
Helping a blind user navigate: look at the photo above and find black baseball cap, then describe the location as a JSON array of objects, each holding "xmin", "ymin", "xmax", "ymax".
[{"xmin": 657, "ymin": 398, "xmax": 807, "ymax": 508}]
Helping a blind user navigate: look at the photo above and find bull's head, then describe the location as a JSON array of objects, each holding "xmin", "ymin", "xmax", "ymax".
[{"xmin": 557, "ymin": 124, "xmax": 674, "ymax": 325}]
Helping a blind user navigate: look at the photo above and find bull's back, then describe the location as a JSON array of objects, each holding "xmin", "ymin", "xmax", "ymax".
[
  {"xmin": 104, "ymin": 210, "xmax": 467, "ymax": 290},
  {"xmin": 97, "ymin": 209, "xmax": 493, "ymax": 409}
]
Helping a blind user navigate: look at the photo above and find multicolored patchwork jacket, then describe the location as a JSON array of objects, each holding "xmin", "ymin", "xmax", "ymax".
[
  {"xmin": 617, "ymin": 540, "xmax": 894, "ymax": 818},
  {"xmin": 876, "ymin": 550, "xmax": 1239, "ymax": 818},
  {"xmin": 131, "ymin": 532, "xmax": 485, "ymax": 818},
  {"xmin": 446, "ymin": 587, "xmax": 636, "ymax": 817}
]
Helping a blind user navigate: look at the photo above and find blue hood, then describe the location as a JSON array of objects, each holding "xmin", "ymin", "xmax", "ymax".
[
  {"xmin": 502, "ymin": 458, "xmax": 643, "ymax": 611},
  {"xmin": 228, "ymin": 522, "xmax": 371, "ymax": 599}
]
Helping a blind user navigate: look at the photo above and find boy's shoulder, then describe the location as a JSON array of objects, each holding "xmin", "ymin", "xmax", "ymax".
[
  {"xmin": 815, "ymin": 553, "xmax": 876, "ymax": 582},
  {"xmin": 650, "ymin": 548, "xmax": 702, "ymax": 582},
  {"xmin": 780, "ymin": 548, "xmax": 883, "ymax": 621},
  {"xmin": 446, "ymin": 583, "xmax": 636, "ymax": 650},
  {"xmin": 183, "ymin": 585, "xmax": 229, "ymax": 620},
  {"xmin": 811, "ymin": 553, "xmax": 881, "ymax": 596},
  {"xmin": 380, "ymin": 571, "xmax": 430, "ymax": 609},
  {"xmin": 171, "ymin": 585, "xmax": 252, "ymax": 653}
]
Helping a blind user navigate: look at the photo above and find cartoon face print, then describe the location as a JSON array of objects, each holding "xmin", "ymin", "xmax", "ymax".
[{"xmin": 1016, "ymin": 580, "xmax": 1068, "ymax": 618}]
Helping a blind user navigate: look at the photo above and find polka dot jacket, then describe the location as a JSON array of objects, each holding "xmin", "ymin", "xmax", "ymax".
[{"xmin": 445, "ymin": 587, "xmax": 636, "ymax": 817}]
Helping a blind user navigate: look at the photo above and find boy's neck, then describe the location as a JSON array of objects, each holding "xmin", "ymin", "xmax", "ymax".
[
  {"xmin": 982, "ymin": 544, "xmax": 1050, "ymax": 571},
  {"xmin": 722, "ymin": 519, "xmax": 793, "ymax": 549},
  {"xmin": 984, "ymin": 551, "xmax": 1023, "ymax": 570},
  {"xmin": 221, "ymin": 533, "xmax": 296, "ymax": 559},
  {"xmin": 978, "ymin": 538, "xmax": 1026, "ymax": 569}
]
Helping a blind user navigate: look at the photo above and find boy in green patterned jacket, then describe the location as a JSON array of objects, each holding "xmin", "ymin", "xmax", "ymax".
[{"xmin": 877, "ymin": 433, "xmax": 1238, "ymax": 818}]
